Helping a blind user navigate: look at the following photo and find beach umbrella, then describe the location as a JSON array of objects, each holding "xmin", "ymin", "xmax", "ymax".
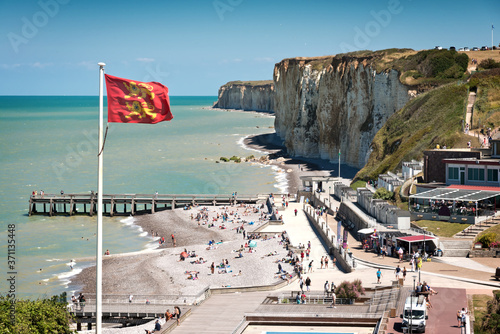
[{"xmin": 249, "ymin": 240, "xmax": 257, "ymax": 248}]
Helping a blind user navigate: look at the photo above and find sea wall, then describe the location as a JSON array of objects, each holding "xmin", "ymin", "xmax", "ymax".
[
  {"xmin": 273, "ymin": 56, "xmax": 411, "ymax": 169},
  {"xmin": 213, "ymin": 80, "xmax": 274, "ymax": 112}
]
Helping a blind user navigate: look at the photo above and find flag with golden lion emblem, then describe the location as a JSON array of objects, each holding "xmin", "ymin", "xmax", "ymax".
[{"xmin": 105, "ymin": 74, "xmax": 173, "ymax": 123}]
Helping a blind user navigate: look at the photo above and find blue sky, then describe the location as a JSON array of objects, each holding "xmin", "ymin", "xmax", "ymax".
[{"xmin": 0, "ymin": 0, "xmax": 498, "ymax": 95}]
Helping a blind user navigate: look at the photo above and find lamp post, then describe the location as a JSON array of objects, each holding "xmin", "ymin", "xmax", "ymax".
[{"xmin": 411, "ymin": 275, "xmax": 417, "ymax": 334}]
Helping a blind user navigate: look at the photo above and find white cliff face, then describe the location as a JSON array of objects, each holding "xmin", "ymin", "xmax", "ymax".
[
  {"xmin": 273, "ymin": 57, "xmax": 411, "ymax": 169},
  {"xmin": 213, "ymin": 82, "xmax": 274, "ymax": 112}
]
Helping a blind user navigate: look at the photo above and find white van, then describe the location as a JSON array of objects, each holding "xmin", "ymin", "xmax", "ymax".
[{"xmin": 400, "ymin": 295, "xmax": 428, "ymax": 333}]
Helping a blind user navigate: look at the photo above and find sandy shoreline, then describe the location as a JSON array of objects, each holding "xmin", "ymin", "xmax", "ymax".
[
  {"xmin": 71, "ymin": 128, "xmax": 355, "ymax": 297},
  {"xmin": 71, "ymin": 203, "xmax": 294, "ymax": 296}
]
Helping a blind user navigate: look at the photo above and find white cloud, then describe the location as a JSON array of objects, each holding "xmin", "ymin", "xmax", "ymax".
[
  {"xmin": 254, "ymin": 57, "xmax": 274, "ymax": 63},
  {"xmin": 0, "ymin": 63, "xmax": 21, "ymax": 70},
  {"xmin": 31, "ymin": 62, "xmax": 53, "ymax": 69},
  {"xmin": 137, "ymin": 58, "xmax": 155, "ymax": 63},
  {"xmin": 76, "ymin": 61, "xmax": 95, "ymax": 70}
]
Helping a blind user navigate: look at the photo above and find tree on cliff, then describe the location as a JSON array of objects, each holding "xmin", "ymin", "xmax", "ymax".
[{"xmin": 0, "ymin": 293, "xmax": 75, "ymax": 333}]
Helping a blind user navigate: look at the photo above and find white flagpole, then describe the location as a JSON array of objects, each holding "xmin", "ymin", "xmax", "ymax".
[
  {"xmin": 492, "ymin": 25, "xmax": 495, "ymax": 50},
  {"xmin": 96, "ymin": 62, "xmax": 105, "ymax": 334}
]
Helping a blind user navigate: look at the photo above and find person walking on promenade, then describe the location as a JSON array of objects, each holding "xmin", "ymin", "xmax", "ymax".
[
  {"xmin": 305, "ymin": 276, "xmax": 311, "ymax": 291},
  {"xmin": 324, "ymin": 281, "xmax": 330, "ymax": 296},
  {"xmin": 403, "ymin": 267, "xmax": 407, "ymax": 282},
  {"xmin": 320, "ymin": 256, "xmax": 324, "ymax": 269},
  {"xmin": 332, "ymin": 256, "xmax": 336, "ymax": 269},
  {"xmin": 394, "ymin": 265, "xmax": 401, "ymax": 280},
  {"xmin": 410, "ymin": 257, "xmax": 415, "ymax": 272},
  {"xmin": 376, "ymin": 268, "xmax": 382, "ymax": 284},
  {"xmin": 294, "ymin": 208, "xmax": 298, "ymax": 216},
  {"xmin": 308, "ymin": 260, "xmax": 313, "ymax": 273},
  {"xmin": 330, "ymin": 290, "xmax": 337, "ymax": 308},
  {"xmin": 299, "ymin": 277, "xmax": 304, "ymax": 292},
  {"xmin": 325, "ymin": 256, "xmax": 329, "ymax": 269},
  {"xmin": 300, "ymin": 250, "xmax": 304, "ymax": 262}
]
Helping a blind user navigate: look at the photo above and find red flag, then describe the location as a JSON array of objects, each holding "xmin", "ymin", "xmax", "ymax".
[{"xmin": 105, "ymin": 74, "xmax": 173, "ymax": 124}]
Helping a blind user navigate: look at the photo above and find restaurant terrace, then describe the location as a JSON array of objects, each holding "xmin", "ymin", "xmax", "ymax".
[{"xmin": 409, "ymin": 187, "xmax": 500, "ymax": 223}]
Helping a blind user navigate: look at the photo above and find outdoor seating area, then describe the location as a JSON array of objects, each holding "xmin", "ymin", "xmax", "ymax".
[{"xmin": 409, "ymin": 187, "xmax": 500, "ymax": 222}]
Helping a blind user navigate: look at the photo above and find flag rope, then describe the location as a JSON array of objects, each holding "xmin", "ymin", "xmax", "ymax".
[{"xmin": 98, "ymin": 125, "xmax": 109, "ymax": 157}]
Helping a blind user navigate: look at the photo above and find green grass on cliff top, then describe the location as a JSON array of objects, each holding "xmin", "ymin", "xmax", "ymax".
[
  {"xmin": 355, "ymin": 82, "xmax": 469, "ymax": 181},
  {"xmin": 223, "ymin": 80, "xmax": 273, "ymax": 87}
]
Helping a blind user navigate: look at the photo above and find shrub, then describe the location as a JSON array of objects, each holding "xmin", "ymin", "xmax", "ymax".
[
  {"xmin": 229, "ymin": 156, "xmax": 241, "ymax": 163},
  {"xmin": 479, "ymin": 58, "xmax": 500, "ymax": 70},
  {"xmin": 0, "ymin": 293, "xmax": 75, "ymax": 334},
  {"xmin": 477, "ymin": 290, "xmax": 500, "ymax": 334},
  {"xmin": 246, "ymin": 155, "xmax": 255, "ymax": 160},
  {"xmin": 335, "ymin": 279, "xmax": 365, "ymax": 300},
  {"xmin": 373, "ymin": 187, "xmax": 394, "ymax": 200},
  {"xmin": 478, "ymin": 232, "xmax": 497, "ymax": 248},
  {"xmin": 219, "ymin": 157, "xmax": 229, "ymax": 162}
]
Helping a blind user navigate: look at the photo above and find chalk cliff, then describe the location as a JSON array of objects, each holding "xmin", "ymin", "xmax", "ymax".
[
  {"xmin": 273, "ymin": 55, "xmax": 411, "ymax": 169},
  {"xmin": 213, "ymin": 80, "xmax": 274, "ymax": 112}
]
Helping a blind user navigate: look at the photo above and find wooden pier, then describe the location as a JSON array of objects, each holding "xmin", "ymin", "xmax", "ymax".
[{"xmin": 28, "ymin": 193, "xmax": 266, "ymax": 217}]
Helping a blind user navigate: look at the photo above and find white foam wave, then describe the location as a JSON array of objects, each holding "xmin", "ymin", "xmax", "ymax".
[
  {"xmin": 237, "ymin": 135, "xmax": 268, "ymax": 154},
  {"xmin": 120, "ymin": 216, "xmax": 135, "ymax": 226},
  {"xmin": 139, "ymin": 231, "xmax": 147, "ymax": 237},
  {"xmin": 58, "ymin": 268, "xmax": 82, "ymax": 280},
  {"xmin": 46, "ymin": 258, "xmax": 62, "ymax": 262},
  {"xmin": 271, "ymin": 165, "xmax": 289, "ymax": 193}
]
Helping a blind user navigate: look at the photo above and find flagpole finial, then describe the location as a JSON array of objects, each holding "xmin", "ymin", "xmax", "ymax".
[{"xmin": 98, "ymin": 62, "xmax": 106, "ymax": 67}]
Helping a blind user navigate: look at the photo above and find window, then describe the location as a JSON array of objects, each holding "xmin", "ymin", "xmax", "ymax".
[
  {"xmin": 448, "ymin": 167, "xmax": 459, "ymax": 180},
  {"xmin": 468, "ymin": 168, "xmax": 485, "ymax": 181},
  {"xmin": 488, "ymin": 169, "xmax": 499, "ymax": 182}
]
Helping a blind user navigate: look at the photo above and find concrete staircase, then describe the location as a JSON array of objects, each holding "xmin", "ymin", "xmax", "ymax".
[
  {"xmin": 439, "ymin": 240, "xmax": 473, "ymax": 257},
  {"xmin": 454, "ymin": 218, "xmax": 500, "ymax": 240}
]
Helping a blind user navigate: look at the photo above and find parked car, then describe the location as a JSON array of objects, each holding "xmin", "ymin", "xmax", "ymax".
[
  {"xmin": 434, "ymin": 46, "xmax": 443, "ymax": 50},
  {"xmin": 481, "ymin": 46, "xmax": 489, "ymax": 51},
  {"xmin": 458, "ymin": 47, "xmax": 465, "ymax": 51},
  {"xmin": 472, "ymin": 47, "xmax": 479, "ymax": 51},
  {"xmin": 464, "ymin": 47, "xmax": 470, "ymax": 51},
  {"xmin": 450, "ymin": 46, "xmax": 456, "ymax": 51}
]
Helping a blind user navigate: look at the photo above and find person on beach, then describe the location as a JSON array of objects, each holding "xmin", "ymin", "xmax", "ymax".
[
  {"xmin": 376, "ymin": 268, "xmax": 382, "ymax": 284},
  {"xmin": 171, "ymin": 234, "xmax": 176, "ymax": 247},
  {"xmin": 145, "ymin": 319, "xmax": 162, "ymax": 333},
  {"xmin": 325, "ymin": 256, "xmax": 329, "ymax": 269},
  {"xmin": 129, "ymin": 295, "xmax": 133, "ymax": 303},
  {"xmin": 174, "ymin": 306, "xmax": 181, "ymax": 325},
  {"xmin": 210, "ymin": 262, "xmax": 215, "ymax": 274},
  {"xmin": 167, "ymin": 308, "xmax": 175, "ymax": 318},
  {"xmin": 320, "ymin": 256, "xmax": 324, "ymax": 269},
  {"xmin": 305, "ymin": 276, "xmax": 311, "ymax": 291}
]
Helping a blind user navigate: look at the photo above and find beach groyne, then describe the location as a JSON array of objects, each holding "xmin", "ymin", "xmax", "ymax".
[
  {"xmin": 273, "ymin": 55, "xmax": 412, "ymax": 169},
  {"xmin": 213, "ymin": 80, "xmax": 274, "ymax": 112},
  {"xmin": 28, "ymin": 193, "xmax": 266, "ymax": 216}
]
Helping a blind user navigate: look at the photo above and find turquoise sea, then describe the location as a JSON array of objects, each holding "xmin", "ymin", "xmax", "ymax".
[{"xmin": 0, "ymin": 96, "xmax": 281, "ymax": 298}]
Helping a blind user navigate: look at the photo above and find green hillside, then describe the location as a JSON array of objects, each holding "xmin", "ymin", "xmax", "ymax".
[
  {"xmin": 355, "ymin": 68, "xmax": 500, "ymax": 181},
  {"xmin": 355, "ymin": 83, "xmax": 469, "ymax": 181}
]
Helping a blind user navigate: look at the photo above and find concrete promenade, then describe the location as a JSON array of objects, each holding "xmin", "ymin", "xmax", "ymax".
[{"xmin": 169, "ymin": 193, "xmax": 498, "ymax": 333}]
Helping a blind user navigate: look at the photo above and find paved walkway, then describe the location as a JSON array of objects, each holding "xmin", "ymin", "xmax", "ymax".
[{"xmin": 171, "ymin": 195, "xmax": 499, "ymax": 333}]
